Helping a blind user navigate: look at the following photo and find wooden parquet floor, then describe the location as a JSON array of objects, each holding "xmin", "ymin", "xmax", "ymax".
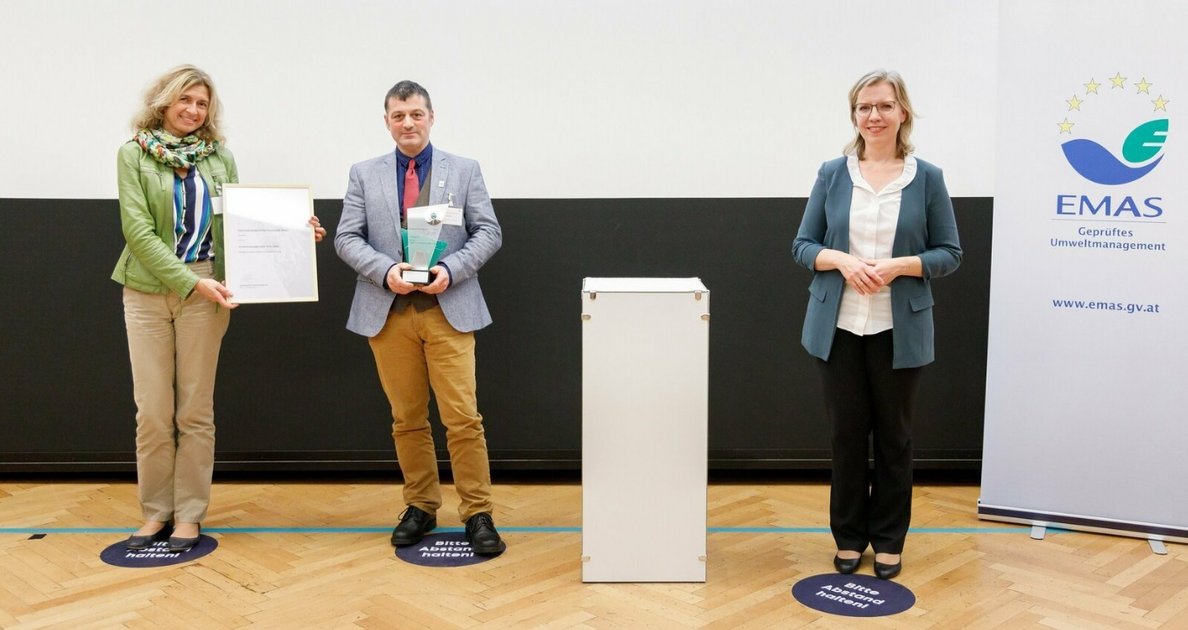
[{"xmin": 0, "ymin": 480, "xmax": 1186, "ymax": 629}]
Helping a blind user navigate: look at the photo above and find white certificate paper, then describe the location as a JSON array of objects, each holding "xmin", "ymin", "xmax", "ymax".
[{"xmin": 222, "ymin": 184, "xmax": 318, "ymax": 303}]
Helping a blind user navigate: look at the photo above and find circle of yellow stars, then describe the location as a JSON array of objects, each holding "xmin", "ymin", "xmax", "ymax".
[{"xmin": 1057, "ymin": 72, "xmax": 1170, "ymax": 134}]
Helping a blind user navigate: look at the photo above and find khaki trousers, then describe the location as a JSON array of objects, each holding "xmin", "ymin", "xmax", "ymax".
[
  {"xmin": 368, "ymin": 303, "xmax": 493, "ymax": 522},
  {"xmin": 122, "ymin": 260, "xmax": 229, "ymax": 523}
]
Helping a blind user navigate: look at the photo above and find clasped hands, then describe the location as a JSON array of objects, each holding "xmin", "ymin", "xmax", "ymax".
[
  {"xmin": 837, "ymin": 253, "xmax": 908, "ymax": 296},
  {"xmin": 386, "ymin": 262, "xmax": 450, "ymax": 295}
]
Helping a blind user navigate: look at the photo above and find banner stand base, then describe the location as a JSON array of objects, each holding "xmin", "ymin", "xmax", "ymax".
[{"xmin": 978, "ymin": 502, "xmax": 1188, "ymax": 545}]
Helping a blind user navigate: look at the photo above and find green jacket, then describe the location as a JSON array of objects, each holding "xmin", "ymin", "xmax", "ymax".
[{"xmin": 111, "ymin": 140, "xmax": 238, "ymax": 297}]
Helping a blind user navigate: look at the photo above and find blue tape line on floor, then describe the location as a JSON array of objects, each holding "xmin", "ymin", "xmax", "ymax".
[{"xmin": 0, "ymin": 525, "xmax": 1040, "ymax": 535}]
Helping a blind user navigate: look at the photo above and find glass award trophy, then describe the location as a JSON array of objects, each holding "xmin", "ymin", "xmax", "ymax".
[{"xmin": 403, "ymin": 204, "xmax": 449, "ymax": 285}]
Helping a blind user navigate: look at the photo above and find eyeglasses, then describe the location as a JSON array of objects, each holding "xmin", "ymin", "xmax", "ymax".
[{"xmin": 854, "ymin": 102, "xmax": 898, "ymax": 117}]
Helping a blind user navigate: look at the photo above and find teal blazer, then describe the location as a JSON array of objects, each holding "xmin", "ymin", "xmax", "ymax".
[{"xmin": 792, "ymin": 156, "xmax": 962, "ymax": 368}]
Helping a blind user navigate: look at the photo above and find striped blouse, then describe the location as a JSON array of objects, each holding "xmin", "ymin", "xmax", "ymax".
[{"xmin": 173, "ymin": 167, "xmax": 214, "ymax": 262}]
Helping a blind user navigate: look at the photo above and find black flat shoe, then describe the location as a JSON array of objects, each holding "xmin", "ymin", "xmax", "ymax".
[
  {"xmin": 166, "ymin": 536, "xmax": 201, "ymax": 552},
  {"xmin": 125, "ymin": 534, "xmax": 155, "ymax": 550},
  {"xmin": 167, "ymin": 525, "xmax": 201, "ymax": 552},
  {"xmin": 390, "ymin": 506, "xmax": 436, "ymax": 546},
  {"xmin": 125, "ymin": 522, "xmax": 172, "ymax": 550},
  {"xmin": 874, "ymin": 559, "xmax": 902, "ymax": 580},
  {"xmin": 833, "ymin": 553, "xmax": 862, "ymax": 574}
]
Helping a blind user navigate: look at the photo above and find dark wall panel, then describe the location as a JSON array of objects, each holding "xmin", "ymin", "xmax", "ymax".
[{"xmin": 0, "ymin": 197, "xmax": 991, "ymax": 471}]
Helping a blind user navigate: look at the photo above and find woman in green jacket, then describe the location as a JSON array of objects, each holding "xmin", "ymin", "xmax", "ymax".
[{"xmin": 113, "ymin": 65, "xmax": 323, "ymax": 552}]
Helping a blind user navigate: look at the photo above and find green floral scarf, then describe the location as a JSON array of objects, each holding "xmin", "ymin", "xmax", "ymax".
[{"xmin": 135, "ymin": 129, "xmax": 218, "ymax": 169}]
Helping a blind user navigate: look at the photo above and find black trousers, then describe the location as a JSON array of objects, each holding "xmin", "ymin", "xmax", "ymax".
[{"xmin": 816, "ymin": 329, "xmax": 921, "ymax": 554}]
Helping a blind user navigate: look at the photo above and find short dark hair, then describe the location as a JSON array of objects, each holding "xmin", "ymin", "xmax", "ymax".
[{"xmin": 384, "ymin": 80, "xmax": 433, "ymax": 112}]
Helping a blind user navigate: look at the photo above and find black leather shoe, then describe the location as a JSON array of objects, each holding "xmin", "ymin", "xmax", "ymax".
[
  {"xmin": 125, "ymin": 535, "xmax": 155, "ymax": 551},
  {"xmin": 833, "ymin": 553, "xmax": 862, "ymax": 574},
  {"xmin": 167, "ymin": 525, "xmax": 201, "ymax": 552},
  {"xmin": 125, "ymin": 522, "xmax": 172, "ymax": 550},
  {"xmin": 465, "ymin": 512, "xmax": 506, "ymax": 556},
  {"xmin": 390, "ymin": 506, "xmax": 436, "ymax": 546},
  {"xmin": 874, "ymin": 559, "xmax": 902, "ymax": 580}
]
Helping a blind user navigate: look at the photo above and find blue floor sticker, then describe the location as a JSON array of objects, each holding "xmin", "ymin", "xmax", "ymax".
[
  {"xmin": 100, "ymin": 535, "xmax": 217, "ymax": 568},
  {"xmin": 395, "ymin": 532, "xmax": 497, "ymax": 567},
  {"xmin": 792, "ymin": 573, "xmax": 915, "ymax": 617}
]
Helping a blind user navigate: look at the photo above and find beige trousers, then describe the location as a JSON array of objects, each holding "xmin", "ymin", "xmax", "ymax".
[
  {"xmin": 122, "ymin": 260, "xmax": 229, "ymax": 523},
  {"xmin": 368, "ymin": 303, "xmax": 493, "ymax": 522}
]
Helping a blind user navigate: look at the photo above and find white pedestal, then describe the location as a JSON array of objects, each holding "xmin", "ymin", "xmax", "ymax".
[{"xmin": 581, "ymin": 278, "xmax": 708, "ymax": 582}]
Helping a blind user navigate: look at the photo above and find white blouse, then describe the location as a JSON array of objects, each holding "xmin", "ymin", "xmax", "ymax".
[{"xmin": 836, "ymin": 155, "xmax": 918, "ymax": 336}]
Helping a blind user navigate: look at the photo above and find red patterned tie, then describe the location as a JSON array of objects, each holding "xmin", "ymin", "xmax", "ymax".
[{"xmin": 402, "ymin": 158, "xmax": 419, "ymax": 220}]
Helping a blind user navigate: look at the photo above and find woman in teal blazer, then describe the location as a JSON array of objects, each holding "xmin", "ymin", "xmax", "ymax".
[{"xmin": 792, "ymin": 70, "xmax": 961, "ymax": 580}]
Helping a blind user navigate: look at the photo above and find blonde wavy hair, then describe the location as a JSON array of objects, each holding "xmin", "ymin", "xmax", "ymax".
[
  {"xmin": 131, "ymin": 65, "xmax": 224, "ymax": 142},
  {"xmin": 844, "ymin": 70, "xmax": 915, "ymax": 160}
]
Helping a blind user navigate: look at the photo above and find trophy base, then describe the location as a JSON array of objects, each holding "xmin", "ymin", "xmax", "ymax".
[{"xmin": 403, "ymin": 268, "xmax": 433, "ymax": 285}]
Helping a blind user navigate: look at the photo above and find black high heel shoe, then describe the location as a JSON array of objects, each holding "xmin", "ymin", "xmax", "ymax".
[
  {"xmin": 833, "ymin": 553, "xmax": 862, "ymax": 574},
  {"xmin": 874, "ymin": 558, "xmax": 902, "ymax": 580},
  {"xmin": 167, "ymin": 524, "xmax": 201, "ymax": 552},
  {"xmin": 125, "ymin": 521, "xmax": 173, "ymax": 551}
]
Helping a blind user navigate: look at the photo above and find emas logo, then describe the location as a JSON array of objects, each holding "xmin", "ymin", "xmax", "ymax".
[{"xmin": 1058, "ymin": 72, "xmax": 1170, "ymax": 185}]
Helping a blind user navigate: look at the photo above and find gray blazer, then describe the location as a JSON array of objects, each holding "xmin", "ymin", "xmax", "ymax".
[
  {"xmin": 334, "ymin": 147, "xmax": 502, "ymax": 337},
  {"xmin": 792, "ymin": 156, "xmax": 962, "ymax": 369}
]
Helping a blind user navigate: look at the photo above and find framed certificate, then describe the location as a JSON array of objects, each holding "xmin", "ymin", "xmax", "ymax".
[{"xmin": 221, "ymin": 184, "xmax": 318, "ymax": 303}]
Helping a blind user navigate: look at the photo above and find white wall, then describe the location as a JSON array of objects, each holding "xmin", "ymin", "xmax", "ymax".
[{"xmin": 0, "ymin": 0, "xmax": 998, "ymax": 199}]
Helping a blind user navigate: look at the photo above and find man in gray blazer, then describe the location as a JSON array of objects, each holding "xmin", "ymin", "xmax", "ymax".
[{"xmin": 335, "ymin": 80, "xmax": 504, "ymax": 555}]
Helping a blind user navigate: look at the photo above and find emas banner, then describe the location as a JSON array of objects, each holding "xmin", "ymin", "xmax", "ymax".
[{"xmin": 981, "ymin": 0, "xmax": 1188, "ymax": 542}]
